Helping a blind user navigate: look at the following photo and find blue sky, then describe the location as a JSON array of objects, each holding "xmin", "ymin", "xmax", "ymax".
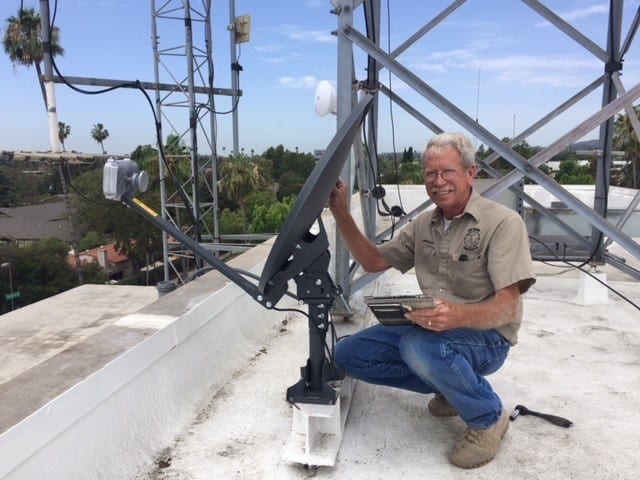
[{"xmin": 1, "ymin": 0, "xmax": 639, "ymax": 156}]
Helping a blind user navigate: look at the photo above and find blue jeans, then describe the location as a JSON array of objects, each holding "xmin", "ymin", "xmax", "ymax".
[{"xmin": 334, "ymin": 324, "xmax": 510, "ymax": 429}]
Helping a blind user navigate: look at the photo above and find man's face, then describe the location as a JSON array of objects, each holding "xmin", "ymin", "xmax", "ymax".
[{"xmin": 423, "ymin": 145, "xmax": 476, "ymax": 219}]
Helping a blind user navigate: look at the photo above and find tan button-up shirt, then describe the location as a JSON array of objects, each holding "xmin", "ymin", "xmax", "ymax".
[{"xmin": 378, "ymin": 190, "xmax": 535, "ymax": 344}]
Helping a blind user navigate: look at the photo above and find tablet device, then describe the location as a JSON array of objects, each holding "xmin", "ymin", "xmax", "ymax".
[{"xmin": 365, "ymin": 294, "xmax": 435, "ymax": 326}]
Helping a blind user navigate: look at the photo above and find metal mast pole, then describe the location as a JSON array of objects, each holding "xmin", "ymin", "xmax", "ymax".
[
  {"xmin": 360, "ymin": 0, "xmax": 381, "ymax": 242},
  {"xmin": 183, "ymin": 0, "xmax": 203, "ymax": 263},
  {"xmin": 205, "ymin": 1, "xmax": 221, "ymax": 246},
  {"xmin": 38, "ymin": 0, "xmax": 61, "ymax": 154},
  {"xmin": 228, "ymin": 0, "xmax": 240, "ymax": 155},
  {"xmin": 40, "ymin": 0, "xmax": 83, "ymax": 284},
  {"xmin": 335, "ymin": 0, "xmax": 356, "ymax": 302},
  {"xmin": 150, "ymin": 0, "xmax": 170, "ymax": 281},
  {"xmin": 591, "ymin": 0, "xmax": 623, "ymax": 262}
]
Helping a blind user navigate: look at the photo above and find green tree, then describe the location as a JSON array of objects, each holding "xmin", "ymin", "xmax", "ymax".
[
  {"xmin": 613, "ymin": 105, "xmax": 640, "ymax": 188},
  {"xmin": 263, "ymin": 145, "xmax": 315, "ymax": 184},
  {"xmin": 539, "ymin": 164, "xmax": 553, "ymax": 176},
  {"xmin": 377, "ymin": 154, "xmax": 400, "ymax": 184},
  {"xmin": 476, "ymin": 144, "xmax": 489, "ymax": 161},
  {"xmin": 398, "ymin": 162, "xmax": 423, "ymax": 184},
  {"xmin": 263, "ymin": 145, "xmax": 287, "ymax": 179},
  {"xmin": 162, "ymin": 134, "xmax": 192, "ymax": 182},
  {"xmin": 0, "ymin": 239, "xmax": 74, "ymax": 313},
  {"xmin": 70, "ymin": 167, "xmax": 163, "ymax": 276},
  {"xmin": 243, "ymin": 190, "xmax": 278, "ymax": 222},
  {"xmin": 0, "ymin": 239, "xmax": 107, "ymax": 313},
  {"xmin": 276, "ymin": 171, "xmax": 307, "ymax": 200},
  {"xmin": 165, "ymin": 134, "xmax": 188, "ymax": 155},
  {"xmin": 79, "ymin": 231, "xmax": 107, "ymax": 251},
  {"xmin": 218, "ymin": 154, "xmax": 266, "ymax": 206},
  {"xmin": 2, "ymin": 7, "xmax": 64, "ymax": 110},
  {"xmin": 0, "ymin": 169, "xmax": 20, "ymax": 207},
  {"xmin": 91, "ymin": 123, "xmax": 109, "ymax": 154},
  {"xmin": 401, "ymin": 147, "xmax": 415, "ymax": 164},
  {"xmin": 262, "ymin": 146, "xmax": 316, "ymax": 200},
  {"xmin": 58, "ymin": 121, "xmax": 71, "ymax": 150},
  {"xmin": 555, "ymin": 159, "xmax": 594, "ymax": 184},
  {"xmin": 249, "ymin": 196, "xmax": 295, "ymax": 234},
  {"xmin": 219, "ymin": 208, "xmax": 246, "ymax": 234},
  {"xmin": 131, "ymin": 144, "xmax": 160, "ymax": 188},
  {"xmin": 81, "ymin": 261, "xmax": 107, "ymax": 285}
]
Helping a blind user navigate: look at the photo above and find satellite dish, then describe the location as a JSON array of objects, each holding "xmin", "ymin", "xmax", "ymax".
[
  {"xmin": 259, "ymin": 93, "xmax": 375, "ymax": 301},
  {"xmin": 314, "ymin": 80, "xmax": 337, "ymax": 116}
]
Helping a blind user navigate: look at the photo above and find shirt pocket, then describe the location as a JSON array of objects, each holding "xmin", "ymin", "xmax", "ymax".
[
  {"xmin": 420, "ymin": 242, "xmax": 438, "ymax": 274},
  {"xmin": 451, "ymin": 255, "xmax": 493, "ymax": 300}
]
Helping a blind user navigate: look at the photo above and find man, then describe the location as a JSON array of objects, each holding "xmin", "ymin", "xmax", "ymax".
[{"xmin": 328, "ymin": 132, "xmax": 535, "ymax": 468}]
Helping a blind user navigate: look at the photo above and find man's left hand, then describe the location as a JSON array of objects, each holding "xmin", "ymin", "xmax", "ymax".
[{"xmin": 405, "ymin": 299, "xmax": 459, "ymax": 331}]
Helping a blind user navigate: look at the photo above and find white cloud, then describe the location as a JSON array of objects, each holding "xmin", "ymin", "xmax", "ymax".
[
  {"xmin": 474, "ymin": 54, "xmax": 597, "ymax": 87},
  {"xmin": 255, "ymin": 45, "xmax": 303, "ymax": 64},
  {"xmin": 260, "ymin": 57, "xmax": 288, "ymax": 64},
  {"xmin": 474, "ymin": 55, "xmax": 593, "ymax": 71},
  {"xmin": 253, "ymin": 44, "xmax": 282, "ymax": 54},
  {"xmin": 416, "ymin": 34, "xmax": 517, "ymax": 71},
  {"xmin": 430, "ymin": 48, "xmax": 477, "ymax": 62},
  {"xmin": 410, "ymin": 48, "xmax": 599, "ymax": 88},
  {"xmin": 535, "ymin": 3, "xmax": 608, "ymax": 27},
  {"xmin": 281, "ymin": 24, "xmax": 335, "ymax": 44},
  {"xmin": 412, "ymin": 63, "xmax": 447, "ymax": 74},
  {"xmin": 560, "ymin": 3, "xmax": 609, "ymax": 21},
  {"xmin": 277, "ymin": 75, "xmax": 318, "ymax": 88}
]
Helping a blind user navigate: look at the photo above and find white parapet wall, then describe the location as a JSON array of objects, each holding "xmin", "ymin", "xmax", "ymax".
[{"xmin": 0, "ymin": 239, "xmax": 296, "ymax": 480}]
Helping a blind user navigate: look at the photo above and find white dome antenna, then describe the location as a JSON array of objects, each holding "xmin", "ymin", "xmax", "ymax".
[{"xmin": 314, "ymin": 80, "xmax": 337, "ymax": 117}]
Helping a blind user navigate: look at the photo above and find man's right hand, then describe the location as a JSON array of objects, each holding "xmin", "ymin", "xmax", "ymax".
[
  {"xmin": 327, "ymin": 176, "xmax": 391, "ymax": 273},
  {"xmin": 329, "ymin": 177, "xmax": 349, "ymax": 217}
]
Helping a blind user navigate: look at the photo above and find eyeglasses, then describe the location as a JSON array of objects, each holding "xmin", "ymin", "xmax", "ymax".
[{"xmin": 424, "ymin": 168, "xmax": 465, "ymax": 182}]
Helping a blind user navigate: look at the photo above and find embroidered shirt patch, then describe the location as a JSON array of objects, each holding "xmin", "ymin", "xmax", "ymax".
[{"xmin": 463, "ymin": 228, "xmax": 480, "ymax": 251}]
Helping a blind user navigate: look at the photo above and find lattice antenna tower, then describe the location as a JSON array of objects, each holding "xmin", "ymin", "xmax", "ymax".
[
  {"xmin": 333, "ymin": 0, "xmax": 640, "ymax": 294},
  {"xmin": 150, "ymin": 0, "xmax": 243, "ymax": 281}
]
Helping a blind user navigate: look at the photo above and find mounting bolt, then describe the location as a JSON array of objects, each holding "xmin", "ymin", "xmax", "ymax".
[
  {"xmin": 315, "ymin": 279, "xmax": 322, "ymax": 285},
  {"xmin": 266, "ymin": 301, "xmax": 273, "ymax": 308}
]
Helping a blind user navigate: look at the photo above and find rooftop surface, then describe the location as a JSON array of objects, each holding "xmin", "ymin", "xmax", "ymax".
[
  {"xmin": 0, "ymin": 284, "xmax": 159, "ymax": 434},
  {"xmin": 138, "ymin": 259, "xmax": 640, "ymax": 480},
  {"xmin": 1, "ymin": 185, "xmax": 639, "ymax": 479}
]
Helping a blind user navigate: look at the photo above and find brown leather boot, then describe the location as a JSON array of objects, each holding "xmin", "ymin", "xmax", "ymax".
[
  {"xmin": 448, "ymin": 410, "xmax": 509, "ymax": 468},
  {"xmin": 427, "ymin": 394, "xmax": 458, "ymax": 417}
]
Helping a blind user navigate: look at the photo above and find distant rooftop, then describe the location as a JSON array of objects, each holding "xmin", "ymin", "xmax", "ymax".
[{"xmin": 0, "ymin": 202, "xmax": 72, "ymax": 243}]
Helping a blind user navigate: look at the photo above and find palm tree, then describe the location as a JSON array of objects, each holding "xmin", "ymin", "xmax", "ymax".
[
  {"xmin": 163, "ymin": 133, "xmax": 191, "ymax": 180},
  {"xmin": 58, "ymin": 122, "xmax": 71, "ymax": 151},
  {"xmin": 3, "ymin": 8, "xmax": 83, "ymax": 284},
  {"xmin": 165, "ymin": 133, "xmax": 188, "ymax": 156},
  {"xmin": 2, "ymin": 7, "xmax": 64, "ymax": 110},
  {"xmin": 219, "ymin": 155, "xmax": 265, "ymax": 202},
  {"xmin": 91, "ymin": 123, "xmax": 109, "ymax": 154},
  {"xmin": 613, "ymin": 105, "xmax": 640, "ymax": 189}
]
